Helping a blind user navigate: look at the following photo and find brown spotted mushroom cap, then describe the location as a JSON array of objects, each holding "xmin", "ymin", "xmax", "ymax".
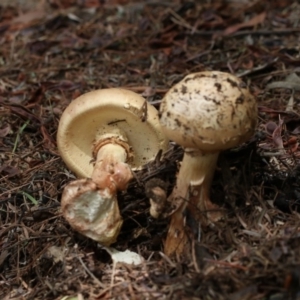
[
  {"xmin": 159, "ymin": 71, "xmax": 257, "ymax": 151},
  {"xmin": 57, "ymin": 88, "xmax": 169, "ymax": 178}
]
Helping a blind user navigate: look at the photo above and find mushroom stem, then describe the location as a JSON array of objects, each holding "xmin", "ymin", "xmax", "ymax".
[
  {"xmin": 91, "ymin": 143, "xmax": 133, "ymax": 193},
  {"xmin": 164, "ymin": 148, "xmax": 222, "ymax": 256},
  {"xmin": 61, "ymin": 142, "xmax": 133, "ymax": 247}
]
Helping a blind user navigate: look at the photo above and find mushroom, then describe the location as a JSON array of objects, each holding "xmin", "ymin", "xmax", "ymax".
[
  {"xmin": 145, "ymin": 178, "xmax": 168, "ymax": 219},
  {"xmin": 157, "ymin": 71, "xmax": 257, "ymax": 256},
  {"xmin": 57, "ymin": 88, "xmax": 168, "ymax": 245}
]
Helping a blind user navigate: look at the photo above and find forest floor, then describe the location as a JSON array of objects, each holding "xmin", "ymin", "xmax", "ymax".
[{"xmin": 1, "ymin": 0, "xmax": 300, "ymax": 299}]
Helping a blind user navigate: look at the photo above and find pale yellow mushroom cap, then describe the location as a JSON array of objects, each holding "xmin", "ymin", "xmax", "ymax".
[
  {"xmin": 57, "ymin": 88, "xmax": 169, "ymax": 178},
  {"xmin": 159, "ymin": 71, "xmax": 257, "ymax": 151}
]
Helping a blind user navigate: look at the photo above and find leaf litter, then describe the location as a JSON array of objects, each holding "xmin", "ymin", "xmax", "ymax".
[{"xmin": 1, "ymin": 0, "xmax": 300, "ymax": 299}]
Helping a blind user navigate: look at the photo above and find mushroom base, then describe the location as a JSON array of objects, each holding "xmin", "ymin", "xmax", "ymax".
[
  {"xmin": 164, "ymin": 149, "xmax": 223, "ymax": 257},
  {"xmin": 61, "ymin": 179, "xmax": 123, "ymax": 246}
]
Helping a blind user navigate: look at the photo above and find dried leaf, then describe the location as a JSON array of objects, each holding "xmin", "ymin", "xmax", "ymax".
[
  {"xmin": 0, "ymin": 250, "xmax": 9, "ymax": 267},
  {"xmin": 0, "ymin": 124, "xmax": 11, "ymax": 137},
  {"xmin": 266, "ymin": 82, "xmax": 300, "ymax": 90},
  {"xmin": 9, "ymin": 105, "xmax": 41, "ymax": 123},
  {"xmin": 141, "ymin": 86, "xmax": 156, "ymax": 97},
  {"xmin": 266, "ymin": 72, "xmax": 300, "ymax": 90},
  {"xmin": 223, "ymin": 12, "xmax": 266, "ymax": 35},
  {"xmin": 286, "ymin": 94, "xmax": 294, "ymax": 112},
  {"xmin": 40, "ymin": 125, "xmax": 56, "ymax": 148},
  {"xmin": 292, "ymin": 127, "xmax": 300, "ymax": 134},
  {"xmin": 272, "ymin": 118, "xmax": 284, "ymax": 149},
  {"xmin": 285, "ymin": 137, "xmax": 299, "ymax": 152},
  {"xmin": 28, "ymin": 40, "xmax": 58, "ymax": 55},
  {"xmin": 8, "ymin": 0, "xmax": 47, "ymax": 30},
  {"xmin": 41, "ymin": 80, "xmax": 82, "ymax": 91},
  {"xmin": 0, "ymin": 164, "xmax": 20, "ymax": 177},
  {"xmin": 265, "ymin": 121, "xmax": 277, "ymax": 135}
]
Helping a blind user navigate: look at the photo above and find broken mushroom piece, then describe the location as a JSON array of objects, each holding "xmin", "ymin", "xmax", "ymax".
[
  {"xmin": 57, "ymin": 88, "xmax": 168, "ymax": 245},
  {"xmin": 158, "ymin": 71, "xmax": 257, "ymax": 256}
]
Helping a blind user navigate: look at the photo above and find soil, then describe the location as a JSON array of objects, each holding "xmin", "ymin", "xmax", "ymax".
[{"xmin": 1, "ymin": 0, "xmax": 300, "ymax": 299}]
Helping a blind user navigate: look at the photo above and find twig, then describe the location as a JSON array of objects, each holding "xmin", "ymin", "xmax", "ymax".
[
  {"xmin": 159, "ymin": 251, "xmax": 176, "ymax": 268},
  {"xmin": 119, "ymin": 86, "xmax": 168, "ymax": 94},
  {"xmin": 77, "ymin": 255, "xmax": 105, "ymax": 288},
  {"xmin": 204, "ymin": 259, "xmax": 248, "ymax": 271},
  {"xmin": 188, "ymin": 28, "xmax": 300, "ymax": 37}
]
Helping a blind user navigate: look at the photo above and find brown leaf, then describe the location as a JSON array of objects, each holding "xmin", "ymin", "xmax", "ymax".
[
  {"xmin": 48, "ymin": 0, "xmax": 76, "ymax": 9},
  {"xmin": 223, "ymin": 12, "xmax": 266, "ymax": 36},
  {"xmin": 242, "ymin": 59, "xmax": 254, "ymax": 70},
  {"xmin": 0, "ymin": 0, "xmax": 47, "ymax": 32},
  {"xmin": 0, "ymin": 250, "xmax": 9, "ymax": 267},
  {"xmin": 41, "ymin": 80, "xmax": 83, "ymax": 91},
  {"xmin": 8, "ymin": 105, "xmax": 41, "ymax": 123},
  {"xmin": 25, "ymin": 88, "xmax": 44, "ymax": 106},
  {"xmin": 141, "ymin": 86, "xmax": 156, "ymax": 97},
  {"xmin": 40, "ymin": 125, "xmax": 56, "ymax": 149},
  {"xmin": 291, "ymin": 142, "xmax": 299, "ymax": 153},
  {"xmin": 11, "ymin": 1, "xmax": 46, "ymax": 25},
  {"xmin": 0, "ymin": 165, "xmax": 20, "ymax": 178},
  {"xmin": 0, "ymin": 124, "xmax": 11, "ymax": 137},
  {"xmin": 265, "ymin": 121, "xmax": 277, "ymax": 135},
  {"xmin": 284, "ymin": 137, "xmax": 298, "ymax": 153},
  {"xmin": 80, "ymin": 0, "xmax": 103, "ymax": 8},
  {"xmin": 292, "ymin": 127, "xmax": 300, "ymax": 134},
  {"xmin": 272, "ymin": 118, "xmax": 284, "ymax": 149},
  {"xmin": 28, "ymin": 40, "xmax": 58, "ymax": 55},
  {"xmin": 266, "ymin": 72, "xmax": 300, "ymax": 91}
]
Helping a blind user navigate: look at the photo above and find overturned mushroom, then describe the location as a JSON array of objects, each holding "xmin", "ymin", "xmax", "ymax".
[
  {"xmin": 57, "ymin": 88, "xmax": 168, "ymax": 245},
  {"xmin": 158, "ymin": 71, "xmax": 257, "ymax": 256}
]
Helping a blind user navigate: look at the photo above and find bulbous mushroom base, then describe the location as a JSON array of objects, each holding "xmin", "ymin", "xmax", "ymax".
[
  {"xmin": 164, "ymin": 185, "xmax": 224, "ymax": 258},
  {"xmin": 61, "ymin": 178, "xmax": 123, "ymax": 246},
  {"xmin": 163, "ymin": 150, "xmax": 224, "ymax": 257}
]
